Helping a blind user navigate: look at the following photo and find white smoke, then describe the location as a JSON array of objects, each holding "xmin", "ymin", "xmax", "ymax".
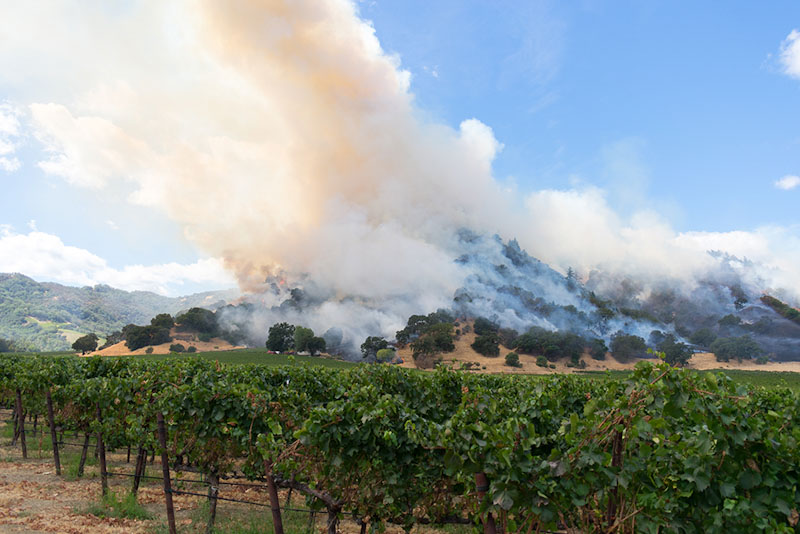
[{"xmin": 1, "ymin": 0, "xmax": 798, "ymax": 345}]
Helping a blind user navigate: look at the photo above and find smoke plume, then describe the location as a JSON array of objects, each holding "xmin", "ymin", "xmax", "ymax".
[{"xmin": 1, "ymin": 1, "xmax": 799, "ymax": 350}]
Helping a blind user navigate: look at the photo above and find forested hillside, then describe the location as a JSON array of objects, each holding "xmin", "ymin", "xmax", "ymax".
[{"xmin": 0, "ymin": 273, "xmax": 237, "ymax": 351}]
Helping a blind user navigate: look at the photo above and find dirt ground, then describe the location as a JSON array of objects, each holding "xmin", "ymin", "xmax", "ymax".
[
  {"xmin": 86, "ymin": 327, "xmax": 244, "ymax": 357},
  {"xmin": 0, "ymin": 411, "xmax": 460, "ymax": 534}
]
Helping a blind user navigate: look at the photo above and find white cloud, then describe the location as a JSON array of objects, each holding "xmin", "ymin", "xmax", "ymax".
[
  {"xmin": 0, "ymin": 229, "xmax": 236, "ymax": 296},
  {"xmin": 779, "ymin": 29, "xmax": 800, "ymax": 79},
  {"xmin": 775, "ymin": 174, "xmax": 800, "ymax": 190},
  {"xmin": 0, "ymin": 102, "xmax": 22, "ymax": 172}
]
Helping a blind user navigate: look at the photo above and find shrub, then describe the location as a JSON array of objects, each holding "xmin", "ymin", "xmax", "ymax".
[
  {"xmin": 414, "ymin": 323, "xmax": 455, "ymax": 354},
  {"xmin": 266, "ymin": 322, "xmax": 295, "ymax": 352},
  {"xmin": 72, "ymin": 333, "xmax": 99, "ymax": 354},
  {"xmin": 505, "ymin": 352, "xmax": 521, "ymax": 367},
  {"xmin": 710, "ymin": 336, "xmax": 763, "ymax": 362},
  {"xmin": 536, "ymin": 355, "xmax": 548, "ymax": 367},
  {"xmin": 361, "ymin": 336, "xmax": 389, "ymax": 360},
  {"xmin": 474, "ymin": 317, "xmax": 499, "ymax": 336},
  {"xmin": 175, "ymin": 307, "xmax": 219, "ymax": 335},
  {"xmin": 306, "ymin": 336, "xmax": 327, "ymax": 356},
  {"xmin": 657, "ymin": 334, "xmax": 692, "ymax": 367},
  {"xmin": 145, "ymin": 347, "xmax": 153, "ymax": 354},
  {"xmin": 396, "ymin": 310, "xmax": 454, "ymax": 345},
  {"xmin": 755, "ymin": 354, "xmax": 769, "ymax": 365},
  {"xmin": 375, "ymin": 348, "xmax": 395, "ymax": 363},
  {"xmin": 186, "ymin": 346, "xmax": 197, "ymax": 353},
  {"xmin": 125, "ymin": 325, "xmax": 172, "ymax": 351},
  {"xmin": 472, "ymin": 333, "xmax": 500, "ymax": 357},
  {"xmin": 589, "ymin": 338, "xmax": 608, "ymax": 360},
  {"xmin": 689, "ymin": 327, "xmax": 717, "ymax": 348},
  {"xmin": 198, "ymin": 332, "xmax": 213, "ymax": 343},
  {"xmin": 549, "ymin": 364, "xmax": 556, "ymax": 369},
  {"xmin": 610, "ymin": 332, "xmax": 647, "ymax": 362},
  {"xmin": 169, "ymin": 343, "xmax": 185, "ymax": 353},
  {"xmin": 150, "ymin": 313, "xmax": 174, "ymax": 329},
  {"xmin": 498, "ymin": 328, "xmax": 519, "ymax": 348},
  {"xmin": 513, "ymin": 327, "xmax": 585, "ymax": 361}
]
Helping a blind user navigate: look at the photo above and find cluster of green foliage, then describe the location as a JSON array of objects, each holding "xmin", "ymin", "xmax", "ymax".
[
  {"xmin": 410, "ymin": 322, "xmax": 456, "ymax": 364},
  {"xmin": 471, "ymin": 317, "xmax": 501, "ymax": 357},
  {"xmin": 395, "ymin": 309, "xmax": 454, "ymax": 345},
  {"xmin": 0, "ymin": 337, "xmax": 15, "ymax": 352},
  {"xmin": 512, "ymin": 326, "xmax": 585, "ymax": 361},
  {"xmin": 265, "ymin": 322, "xmax": 326, "ymax": 356},
  {"xmin": 4, "ymin": 355, "xmax": 800, "ymax": 533},
  {"xmin": 169, "ymin": 343, "xmax": 185, "ymax": 353},
  {"xmin": 689, "ymin": 327, "xmax": 718, "ymax": 348},
  {"xmin": 610, "ymin": 332, "xmax": 647, "ymax": 362},
  {"xmin": 360, "ymin": 336, "xmax": 389, "ymax": 360},
  {"xmin": 656, "ymin": 333, "xmax": 693, "ymax": 367},
  {"xmin": 125, "ymin": 324, "xmax": 172, "ymax": 351},
  {"xmin": 375, "ymin": 348, "xmax": 396, "ymax": 363},
  {"xmin": 587, "ymin": 338, "xmax": 607, "ymax": 360},
  {"xmin": 294, "ymin": 326, "xmax": 326, "ymax": 356},
  {"xmin": 150, "ymin": 313, "xmax": 175, "ymax": 329},
  {"xmin": 72, "ymin": 333, "xmax": 99, "ymax": 354},
  {"xmin": 711, "ymin": 336, "xmax": 763, "ymax": 362},
  {"xmin": 471, "ymin": 333, "xmax": 500, "ymax": 357},
  {"xmin": 761, "ymin": 295, "xmax": 800, "ymax": 325},
  {"xmin": 266, "ymin": 322, "xmax": 295, "ymax": 352},
  {"xmin": 588, "ymin": 291, "xmax": 616, "ymax": 320},
  {"xmin": 175, "ymin": 307, "xmax": 219, "ymax": 336},
  {"xmin": 504, "ymin": 352, "xmax": 520, "ymax": 367}
]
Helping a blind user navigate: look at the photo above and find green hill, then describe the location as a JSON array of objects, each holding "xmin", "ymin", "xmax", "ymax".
[{"xmin": 0, "ymin": 273, "xmax": 238, "ymax": 351}]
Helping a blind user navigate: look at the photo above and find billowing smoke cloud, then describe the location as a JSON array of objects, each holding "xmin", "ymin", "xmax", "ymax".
[{"xmin": 1, "ymin": 1, "xmax": 799, "ymax": 350}]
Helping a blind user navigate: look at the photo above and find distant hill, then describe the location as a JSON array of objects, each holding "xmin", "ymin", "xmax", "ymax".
[{"xmin": 0, "ymin": 273, "xmax": 238, "ymax": 351}]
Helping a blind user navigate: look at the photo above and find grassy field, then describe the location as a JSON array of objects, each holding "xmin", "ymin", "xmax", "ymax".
[
  {"xmin": 577, "ymin": 368, "xmax": 800, "ymax": 390},
  {"xmin": 137, "ymin": 348, "xmax": 360, "ymax": 368}
]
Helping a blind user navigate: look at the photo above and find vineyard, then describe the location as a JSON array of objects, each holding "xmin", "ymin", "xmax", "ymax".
[{"xmin": 1, "ymin": 355, "xmax": 800, "ymax": 533}]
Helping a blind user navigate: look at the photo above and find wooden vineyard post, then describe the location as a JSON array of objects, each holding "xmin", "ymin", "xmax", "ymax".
[
  {"xmin": 263, "ymin": 461, "xmax": 285, "ymax": 534},
  {"xmin": 77, "ymin": 433, "xmax": 90, "ymax": 477},
  {"xmin": 46, "ymin": 390, "xmax": 61, "ymax": 475},
  {"xmin": 11, "ymin": 406, "xmax": 19, "ymax": 445},
  {"xmin": 475, "ymin": 472, "xmax": 497, "ymax": 534},
  {"xmin": 15, "ymin": 389, "xmax": 27, "ymax": 459},
  {"xmin": 95, "ymin": 404, "xmax": 108, "ymax": 496},
  {"xmin": 132, "ymin": 446, "xmax": 146, "ymax": 496},
  {"xmin": 206, "ymin": 471, "xmax": 220, "ymax": 534},
  {"xmin": 157, "ymin": 412, "xmax": 177, "ymax": 534}
]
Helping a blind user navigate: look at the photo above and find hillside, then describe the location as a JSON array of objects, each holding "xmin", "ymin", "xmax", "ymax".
[
  {"xmin": 0, "ymin": 273, "xmax": 238, "ymax": 351},
  {"xmin": 397, "ymin": 321, "xmax": 800, "ymax": 374}
]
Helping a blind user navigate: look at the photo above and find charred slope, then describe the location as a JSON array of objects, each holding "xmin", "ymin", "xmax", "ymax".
[{"xmin": 218, "ymin": 231, "xmax": 800, "ymax": 361}]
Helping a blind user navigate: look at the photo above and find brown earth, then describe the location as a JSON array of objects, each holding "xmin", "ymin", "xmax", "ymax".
[
  {"xmin": 84, "ymin": 327, "xmax": 244, "ymax": 357},
  {"xmin": 396, "ymin": 321, "xmax": 800, "ymax": 375}
]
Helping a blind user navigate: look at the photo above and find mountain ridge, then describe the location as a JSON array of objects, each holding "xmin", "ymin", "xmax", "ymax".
[{"xmin": 0, "ymin": 273, "xmax": 238, "ymax": 351}]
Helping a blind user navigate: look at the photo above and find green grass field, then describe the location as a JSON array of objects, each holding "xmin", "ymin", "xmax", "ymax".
[{"xmin": 137, "ymin": 348, "xmax": 360, "ymax": 368}]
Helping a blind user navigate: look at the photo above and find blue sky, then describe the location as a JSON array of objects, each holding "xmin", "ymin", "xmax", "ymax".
[
  {"xmin": 0, "ymin": 1, "xmax": 799, "ymax": 297},
  {"xmin": 361, "ymin": 0, "xmax": 800, "ymax": 231}
]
